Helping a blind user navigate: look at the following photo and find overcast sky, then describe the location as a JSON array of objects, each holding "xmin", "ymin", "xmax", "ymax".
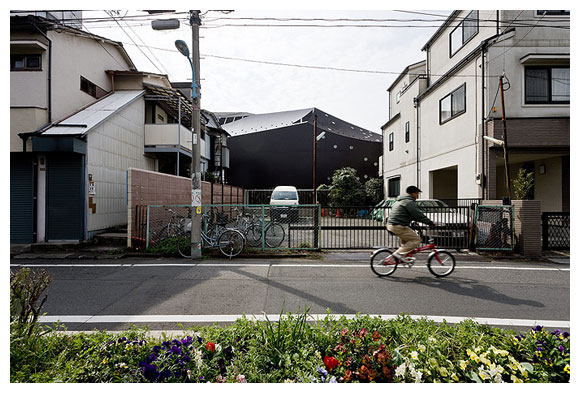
[{"xmin": 80, "ymin": 8, "xmax": 447, "ymax": 134}]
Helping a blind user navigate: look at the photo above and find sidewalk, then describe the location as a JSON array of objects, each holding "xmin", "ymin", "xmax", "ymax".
[{"xmin": 10, "ymin": 243, "xmax": 566, "ymax": 265}]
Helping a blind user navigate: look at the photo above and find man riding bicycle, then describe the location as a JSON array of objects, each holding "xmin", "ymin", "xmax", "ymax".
[{"xmin": 387, "ymin": 186, "xmax": 435, "ymax": 262}]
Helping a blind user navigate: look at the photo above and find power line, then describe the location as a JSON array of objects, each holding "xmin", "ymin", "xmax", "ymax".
[{"xmin": 105, "ymin": 10, "xmax": 166, "ymax": 75}]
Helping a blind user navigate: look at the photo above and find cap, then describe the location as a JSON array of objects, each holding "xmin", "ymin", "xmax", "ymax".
[{"xmin": 406, "ymin": 185, "xmax": 422, "ymax": 194}]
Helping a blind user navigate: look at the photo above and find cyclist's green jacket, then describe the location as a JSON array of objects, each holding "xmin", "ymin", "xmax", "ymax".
[{"xmin": 386, "ymin": 194, "xmax": 434, "ymax": 227}]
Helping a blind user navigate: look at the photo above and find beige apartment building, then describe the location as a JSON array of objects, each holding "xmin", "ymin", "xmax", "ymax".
[
  {"xmin": 382, "ymin": 10, "xmax": 569, "ymax": 212},
  {"xmin": 10, "ymin": 13, "xmax": 228, "ymax": 243}
]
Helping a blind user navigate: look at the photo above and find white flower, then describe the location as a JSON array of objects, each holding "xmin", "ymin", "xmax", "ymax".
[
  {"xmin": 410, "ymin": 351, "xmax": 419, "ymax": 360},
  {"xmin": 418, "ymin": 344, "xmax": 426, "ymax": 352},
  {"xmin": 413, "ymin": 370, "xmax": 423, "ymax": 383},
  {"xmin": 395, "ymin": 363, "xmax": 407, "ymax": 378}
]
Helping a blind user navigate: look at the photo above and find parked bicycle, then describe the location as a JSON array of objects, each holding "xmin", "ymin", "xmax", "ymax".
[
  {"xmin": 228, "ymin": 207, "xmax": 285, "ymax": 248},
  {"xmin": 176, "ymin": 209, "xmax": 246, "ymax": 258},
  {"xmin": 149, "ymin": 207, "xmax": 190, "ymax": 247},
  {"xmin": 370, "ymin": 223, "xmax": 456, "ymax": 277}
]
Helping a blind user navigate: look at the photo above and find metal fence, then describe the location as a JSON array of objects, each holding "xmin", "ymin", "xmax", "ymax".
[
  {"xmin": 474, "ymin": 205, "xmax": 514, "ymax": 251},
  {"xmin": 137, "ymin": 202, "xmax": 477, "ymax": 253},
  {"xmin": 542, "ymin": 212, "xmax": 570, "ymax": 250},
  {"xmin": 320, "ymin": 205, "xmax": 473, "ymax": 250}
]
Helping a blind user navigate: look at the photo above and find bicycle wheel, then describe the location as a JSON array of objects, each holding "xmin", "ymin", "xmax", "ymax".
[
  {"xmin": 176, "ymin": 231, "xmax": 192, "ymax": 258},
  {"xmin": 370, "ymin": 249, "xmax": 399, "ymax": 277},
  {"xmin": 427, "ymin": 250, "xmax": 456, "ymax": 277},
  {"xmin": 217, "ymin": 229, "xmax": 245, "ymax": 258},
  {"xmin": 265, "ymin": 223, "xmax": 285, "ymax": 248},
  {"xmin": 246, "ymin": 224, "xmax": 263, "ymax": 248}
]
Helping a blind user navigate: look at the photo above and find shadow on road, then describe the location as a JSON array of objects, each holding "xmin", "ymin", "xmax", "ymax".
[{"xmin": 380, "ymin": 275, "xmax": 545, "ymax": 308}]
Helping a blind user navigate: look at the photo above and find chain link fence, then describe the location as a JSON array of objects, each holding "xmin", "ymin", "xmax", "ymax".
[{"xmin": 474, "ymin": 205, "xmax": 514, "ymax": 251}]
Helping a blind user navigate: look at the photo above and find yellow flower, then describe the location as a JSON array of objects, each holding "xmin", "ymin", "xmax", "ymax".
[
  {"xmin": 479, "ymin": 371, "xmax": 488, "ymax": 380},
  {"xmin": 451, "ymin": 373, "xmax": 459, "ymax": 382},
  {"xmin": 410, "ymin": 351, "xmax": 419, "ymax": 360},
  {"xmin": 564, "ymin": 364, "xmax": 570, "ymax": 374},
  {"xmin": 459, "ymin": 360, "xmax": 468, "ymax": 371},
  {"xmin": 102, "ymin": 358, "xmax": 108, "ymax": 364},
  {"xmin": 511, "ymin": 375, "xmax": 523, "ymax": 383},
  {"xmin": 439, "ymin": 367, "xmax": 448, "ymax": 377}
]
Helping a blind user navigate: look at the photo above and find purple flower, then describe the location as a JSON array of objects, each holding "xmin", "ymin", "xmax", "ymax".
[
  {"xmin": 533, "ymin": 325, "xmax": 543, "ymax": 332},
  {"xmin": 143, "ymin": 364, "xmax": 159, "ymax": 381},
  {"xmin": 563, "ymin": 332, "xmax": 570, "ymax": 338},
  {"xmin": 170, "ymin": 345, "xmax": 183, "ymax": 355},
  {"xmin": 199, "ymin": 376, "xmax": 205, "ymax": 382},
  {"xmin": 559, "ymin": 345, "xmax": 565, "ymax": 353},
  {"xmin": 317, "ymin": 366, "xmax": 328, "ymax": 377},
  {"xmin": 197, "ymin": 336, "xmax": 203, "ymax": 344},
  {"xmin": 553, "ymin": 329, "xmax": 561, "ymax": 336},
  {"xmin": 153, "ymin": 345, "xmax": 161, "ymax": 353},
  {"xmin": 329, "ymin": 376, "xmax": 337, "ymax": 383}
]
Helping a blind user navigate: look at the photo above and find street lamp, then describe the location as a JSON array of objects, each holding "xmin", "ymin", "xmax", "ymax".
[{"xmin": 153, "ymin": 12, "xmax": 202, "ymax": 259}]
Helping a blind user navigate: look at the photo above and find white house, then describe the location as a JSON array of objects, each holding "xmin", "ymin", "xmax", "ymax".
[{"xmin": 382, "ymin": 10, "xmax": 569, "ymax": 212}]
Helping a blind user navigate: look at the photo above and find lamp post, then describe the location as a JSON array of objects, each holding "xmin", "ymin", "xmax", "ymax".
[{"xmin": 153, "ymin": 11, "xmax": 202, "ymax": 259}]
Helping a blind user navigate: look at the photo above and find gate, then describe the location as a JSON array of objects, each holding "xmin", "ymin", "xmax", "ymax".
[
  {"xmin": 542, "ymin": 212, "xmax": 570, "ymax": 250},
  {"xmin": 474, "ymin": 205, "xmax": 514, "ymax": 251}
]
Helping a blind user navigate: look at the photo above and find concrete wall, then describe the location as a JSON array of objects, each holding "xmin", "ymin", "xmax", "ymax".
[{"xmin": 86, "ymin": 98, "xmax": 156, "ymax": 236}]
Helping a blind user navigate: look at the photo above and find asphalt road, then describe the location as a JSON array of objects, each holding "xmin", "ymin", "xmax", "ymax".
[{"xmin": 10, "ymin": 253, "xmax": 570, "ymax": 332}]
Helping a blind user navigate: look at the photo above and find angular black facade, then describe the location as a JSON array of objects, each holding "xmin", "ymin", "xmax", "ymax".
[{"xmin": 226, "ymin": 109, "xmax": 382, "ymax": 189}]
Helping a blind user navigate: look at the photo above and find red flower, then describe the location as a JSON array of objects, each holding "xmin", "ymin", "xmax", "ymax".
[
  {"xmin": 206, "ymin": 341, "xmax": 215, "ymax": 352},
  {"xmin": 323, "ymin": 356, "xmax": 339, "ymax": 372}
]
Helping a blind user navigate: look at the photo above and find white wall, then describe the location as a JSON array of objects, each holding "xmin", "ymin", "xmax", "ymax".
[
  {"xmin": 86, "ymin": 98, "xmax": 156, "ymax": 233},
  {"xmin": 428, "ymin": 10, "xmax": 497, "ymax": 85}
]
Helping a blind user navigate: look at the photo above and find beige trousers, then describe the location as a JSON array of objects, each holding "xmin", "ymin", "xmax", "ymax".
[{"xmin": 387, "ymin": 224, "xmax": 421, "ymax": 255}]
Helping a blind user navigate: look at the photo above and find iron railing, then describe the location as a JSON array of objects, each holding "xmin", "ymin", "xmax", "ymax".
[
  {"xmin": 474, "ymin": 205, "xmax": 514, "ymax": 251},
  {"xmin": 542, "ymin": 212, "xmax": 570, "ymax": 250}
]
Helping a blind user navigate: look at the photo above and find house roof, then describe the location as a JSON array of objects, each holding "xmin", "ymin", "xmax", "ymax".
[
  {"xmin": 41, "ymin": 90, "xmax": 144, "ymax": 136},
  {"xmin": 11, "ymin": 14, "xmax": 137, "ymax": 70},
  {"xmin": 221, "ymin": 108, "xmax": 382, "ymax": 142},
  {"xmin": 421, "ymin": 10, "xmax": 460, "ymax": 51},
  {"xmin": 387, "ymin": 60, "xmax": 427, "ymax": 92}
]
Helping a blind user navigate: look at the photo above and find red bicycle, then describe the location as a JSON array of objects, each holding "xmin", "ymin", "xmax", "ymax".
[{"xmin": 370, "ymin": 224, "xmax": 456, "ymax": 277}]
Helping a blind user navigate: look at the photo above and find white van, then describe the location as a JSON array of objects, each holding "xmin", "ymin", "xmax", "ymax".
[{"xmin": 270, "ymin": 186, "xmax": 299, "ymax": 221}]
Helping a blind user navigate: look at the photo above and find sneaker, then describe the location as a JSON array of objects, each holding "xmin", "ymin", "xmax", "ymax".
[
  {"xmin": 392, "ymin": 252, "xmax": 410, "ymax": 263},
  {"xmin": 382, "ymin": 256, "xmax": 398, "ymax": 265}
]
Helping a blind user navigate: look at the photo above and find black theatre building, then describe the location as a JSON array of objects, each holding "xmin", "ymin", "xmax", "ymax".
[{"xmin": 220, "ymin": 108, "xmax": 382, "ymax": 190}]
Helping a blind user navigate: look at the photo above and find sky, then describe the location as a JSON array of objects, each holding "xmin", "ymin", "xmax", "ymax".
[{"xmin": 78, "ymin": 8, "xmax": 448, "ymax": 134}]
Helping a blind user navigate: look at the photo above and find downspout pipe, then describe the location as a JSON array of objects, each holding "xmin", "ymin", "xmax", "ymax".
[{"xmin": 481, "ymin": 44, "xmax": 486, "ymax": 200}]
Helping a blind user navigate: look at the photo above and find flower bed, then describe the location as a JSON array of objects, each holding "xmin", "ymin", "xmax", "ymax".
[{"xmin": 10, "ymin": 313, "xmax": 569, "ymax": 383}]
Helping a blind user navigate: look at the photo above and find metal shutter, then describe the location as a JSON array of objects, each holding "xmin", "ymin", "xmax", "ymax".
[{"xmin": 10, "ymin": 154, "xmax": 35, "ymax": 243}]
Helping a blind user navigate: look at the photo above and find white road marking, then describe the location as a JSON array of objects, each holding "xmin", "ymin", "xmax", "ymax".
[
  {"xmin": 10, "ymin": 263, "xmax": 570, "ymax": 271},
  {"xmin": 37, "ymin": 314, "xmax": 569, "ymax": 328}
]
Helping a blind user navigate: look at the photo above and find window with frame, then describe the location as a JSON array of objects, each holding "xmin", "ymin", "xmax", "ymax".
[
  {"xmin": 80, "ymin": 76, "xmax": 107, "ymax": 99},
  {"xmin": 388, "ymin": 177, "xmax": 400, "ymax": 198},
  {"xmin": 525, "ymin": 66, "xmax": 569, "ymax": 104},
  {"xmin": 388, "ymin": 132, "xmax": 394, "ymax": 151},
  {"xmin": 449, "ymin": 11, "xmax": 479, "ymax": 57},
  {"xmin": 405, "ymin": 121, "xmax": 410, "ymax": 143},
  {"xmin": 439, "ymin": 84, "xmax": 466, "ymax": 124},
  {"xmin": 10, "ymin": 54, "xmax": 42, "ymax": 71}
]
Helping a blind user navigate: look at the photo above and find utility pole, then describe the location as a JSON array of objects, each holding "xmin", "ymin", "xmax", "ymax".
[
  {"xmin": 499, "ymin": 75, "xmax": 511, "ymax": 203},
  {"xmin": 313, "ymin": 114, "xmax": 317, "ymax": 204},
  {"xmin": 190, "ymin": 10, "xmax": 202, "ymax": 259}
]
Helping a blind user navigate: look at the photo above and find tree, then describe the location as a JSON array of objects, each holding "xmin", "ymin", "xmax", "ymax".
[
  {"xmin": 513, "ymin": 168, "xmax": 534, "ymax": 200},
  {"xmin": 365, "ymin": 177, "xmax": 384, "ymax": 205},
  {"xmin": 328, "ymin": 167, "xmax": 366, "ymax": 207}
]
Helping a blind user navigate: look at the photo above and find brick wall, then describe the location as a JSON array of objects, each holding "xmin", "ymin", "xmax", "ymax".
[
  {"xmin": 482, "ymin": 199, "xmax": 542, "ymax": 258},
  {"xmin": 127, "ymin": 168, "xmax": 244, "ymax": 247}
]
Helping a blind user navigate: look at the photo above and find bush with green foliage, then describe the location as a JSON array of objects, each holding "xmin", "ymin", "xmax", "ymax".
[
  {"xmin": 328, "ymin": 167, "xmax": 366, "ymax": 207},
  {"xmin": 513, "ymin": 168, "xmax": 534, "ymax": 200}
]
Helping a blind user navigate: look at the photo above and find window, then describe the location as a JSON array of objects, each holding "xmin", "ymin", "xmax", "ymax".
[
  {"xmin": 80, "ymin": 76, "xmax": 107, "ymax": 99},
  {"xmin": 440, "ymin": 84, "xmax": 466, "ymax": 124},
  {"xmin": 449, "ymin": 11, "xmax": 479, "ymax": 56},
  {"xmin": 536, "ymin": 10, "xmax": 570, "ymax": 16},
  {"xmin": 10, "ymin": 54, "xmax": 42, "ymax": 71},
  {"xmin": 388, "ymin": 132, "xmax": 394, "ymax": 151},
  {"xmin": 525, "ymin": 66, "xmax": 569, "ymax": 104},
  {"xmin": 388, "ymin": 177, "xmax": 400, "ymax": 198},
  {"xmin": 395, "ymin": 91, "xmax": 401, "ymax": 103},
  {"xmin": 405, "ymin": 121, "xmax": 410, "ymax": 143}
]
